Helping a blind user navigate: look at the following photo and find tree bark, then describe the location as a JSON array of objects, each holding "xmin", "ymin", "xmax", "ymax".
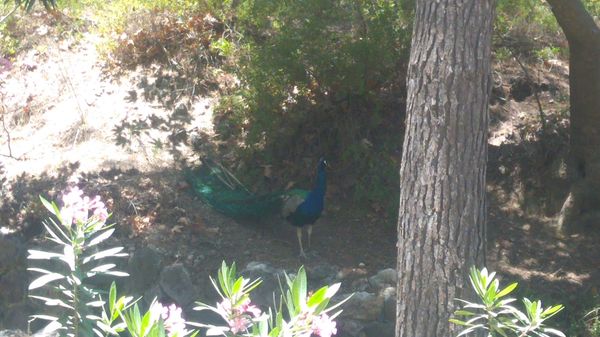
[
  {"xmin": 395, "ymin": 1, "xmax": 494, "ymax": 336},
  {"xmin": 545, "ymin": 0, "xmax": 600, "ymax": 231}
]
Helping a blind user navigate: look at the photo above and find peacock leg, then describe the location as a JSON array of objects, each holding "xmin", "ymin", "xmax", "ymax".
[
  {"xmin": 307, "ymin": 225, "xmax": 313, "ymax": 250},
  {"xmin": 296, "ymin": 227, "xmax": 305, "ymax": 257}
]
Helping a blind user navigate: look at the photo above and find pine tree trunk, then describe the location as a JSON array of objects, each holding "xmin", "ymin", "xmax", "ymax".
[
  {"xmin": 545, "ymin": 0, "xmax": 600, "ymax": 231},
  {"xmin": 395, "ymin": 1, "xmax": 495, "ymax": 336}
]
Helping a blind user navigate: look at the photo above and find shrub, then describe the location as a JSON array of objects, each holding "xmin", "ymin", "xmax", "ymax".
[
  {"xmin": 28, "ymin": 188, "xmax": 348, "ymax": 337},
  {"xmin": 451, "ymin": 266, "xmax": 565, "ymax": 337},
  {"xmin": 208, "ymin": 0, "xmax": 411, "ymax": 210}
]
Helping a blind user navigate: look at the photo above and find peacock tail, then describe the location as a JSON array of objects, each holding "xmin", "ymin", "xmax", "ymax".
[{"xmin": 185, "ymin": 162, "xmax": 287, "ymax": 219}]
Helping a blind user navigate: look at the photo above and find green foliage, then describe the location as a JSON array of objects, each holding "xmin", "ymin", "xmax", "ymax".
[
  {"xmin": 585, "ymin": 305, "xmax": 600, "ymax": 337},
  {"xmin": 193, "ymin": 262, "xmax": 348, "ymax": 337},
  {"xmin": 451, "ymin": 267, "xmax": 565, "ymax": 337},
  {"xmin": 208, "ymin": 0, "xmax": 410, "ymax": 210},
  {"xmin": 28, "ymin": 193, "xmax": 128, "ymax": 337}
]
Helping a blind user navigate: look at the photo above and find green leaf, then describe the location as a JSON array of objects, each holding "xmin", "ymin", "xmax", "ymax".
[
  {"xmin": 40, "ymin": 195, "xmax": 57, "ymax": 216},
  {"xmin": 307, "ymin": 286, "xmax": 328, "ymax": 308},
  {"xmin": 454, "ymin": 310, "xmax": 476, "ymax": 317},
  {"xmin": 88, "ymin": 228, "xmax": 115, "ymax": 246},
  {"xmin": 29, "ymin": 295, "xmax": 74, "ymax": 309},
  {"xmin": 109, "ymin": 282, "xmax": 117, "ymax": 318},
  {"xmin": 29, "ymin": 272, "xmax": 64, "ymax": 289},
  {"xmin": 292, "ymin": 267, "xmax": 307, "ymax": 309},
  {"xmin": 496, "ymin": 282, "xmax": 518, "ymax": 299},
  {"xmin": 28, "ymin": 249, "xmax": 64, "ymax": 260},
  {"xmin": 541, "ymin": 304, "xmax": 564, "ymax": 318},
  {"xmin": 449, "ymin": 318, "xmax": 470, "ymax": 326},
  {"xmin": 82, "ymin": 247, "xmax": 126, "ymax": 264},
  {"xmin": 231, "ymin": 277, "xmax": 243, "ymax": 296},
  {"xmin": 541, "ymin": 327, "xmax": 566, "ymax": 337}
]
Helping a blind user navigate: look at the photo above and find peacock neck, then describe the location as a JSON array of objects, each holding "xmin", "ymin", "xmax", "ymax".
[{"xmin": 314, "ymin": 168, "xmax": 327, "ymax": 196}]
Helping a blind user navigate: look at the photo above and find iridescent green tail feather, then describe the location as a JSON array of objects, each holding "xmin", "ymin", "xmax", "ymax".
[{"xmin": 185, "ymin": 164, "xmax": 284, "ymax": 219}]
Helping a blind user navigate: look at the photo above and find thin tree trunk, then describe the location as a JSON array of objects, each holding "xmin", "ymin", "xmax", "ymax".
[
  {"xmin": 395, "ymin": 1, "xmax": 495, "ymax": 336},
  {"xmin": 545, "ymin": 0, "xmax": 600, "ymax": 231}
]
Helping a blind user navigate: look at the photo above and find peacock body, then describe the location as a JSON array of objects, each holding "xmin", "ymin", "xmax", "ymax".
[{"xmin": 186, "ymin": 158, "xmax": 327, "ymax": 257}]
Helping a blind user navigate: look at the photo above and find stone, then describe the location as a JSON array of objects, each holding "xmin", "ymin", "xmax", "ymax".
[
  {"xmin": 0, "ymin": 269, "xmax": 28, "ymax": 304},
  {"xmin": 0, "ymin": 237, "xmax": 25, "ymax": 274},
  {"xmin": 241, "ymin": 262, "xmax": 286, "ymax": 310},
  {"xmin": 360, "ymin": 322, "xmax": 395, "ymax": 337},
  {"xmin": 2, "ymin": 302, "xmax": 31, "ymax": 330},
  {"xmin": 339, "ymin": 291, "xmax": 383, "ymax": 322},
  {"xmin": 127, "ymin": 246, "xmax": 163, "ymax": 294},
  {"xmin": 368, "ymin": 268, "xmax": 396, "ymax": 290},
  {"xmin": 336, "ymin": 319, "xmax": 364, "ymax": 337},
  {"xmin": 159, "ymin": 264, "xmax": 197, "ymax": 308},
  {"xmin": 380, "ymin": 287, "xmax": 396, "ymax": 322}
]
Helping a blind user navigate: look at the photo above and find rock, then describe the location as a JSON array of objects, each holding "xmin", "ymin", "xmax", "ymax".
[
  {"xmin": 337, "ymin": 319, "xmax": 365, "ymax": 337},
  {"xmin": 380, "ymin": 287, "xmax": 396, "ymax": 322},
  {"xmin": 159, "ymin": 264, "xmax": 198, "ymax": 308},
  {"xmin": 368, "ymin": 268, "xmax": 396, "ymax": 290},
  {"xmin": 0, "ymin": 237, "xmax": 25, "ymax": 274},
  {"xmin": 339, "ymin": 291, "xmax": 383, "ymax": 322},
  {"xmin": 241, "ymin": 262, "xmax": 286, "ymax": 309},
  {"xmin": 127, "ymin": 246, "xmax": 163, "ymax": 294},
  {"xmin": 0, "ymin": 269, "xmax": 28, "ymax": 303},
  {"xmin": 306, "ymin": 263, "xmax": 339, "ymax": 285},
  {"xmin": 359, "ymin": 322, "xmax": 395, "ymax": 337},
  {"xmin": 144, "ymin": 284, "xmax": 165, "ymax": 306},
  {"xmin": 1, "ymin": 301, "xmax": 31, "ymax": 330}
]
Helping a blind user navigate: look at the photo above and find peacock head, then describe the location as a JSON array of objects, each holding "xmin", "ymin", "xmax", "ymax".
[{"xmin": 318, "ymin": 157, "xmax": 328, "ymax": 171}]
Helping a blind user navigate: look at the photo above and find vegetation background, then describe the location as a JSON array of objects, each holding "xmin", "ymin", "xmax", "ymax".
[{"xmin": 1, "ymin": 0, "xmax": 600, "ymax": 336}]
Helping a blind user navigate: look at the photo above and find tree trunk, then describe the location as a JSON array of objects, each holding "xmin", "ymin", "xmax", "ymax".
[
  {"xmin": 395, "ymin": 1, "xmax": 494, "ymax": 336},
  {"xmin": 545, "ymin": 0, "xmax": 600, "ymax": 231}
]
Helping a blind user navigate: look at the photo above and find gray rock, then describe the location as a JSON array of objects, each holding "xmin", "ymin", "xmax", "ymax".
[
  {"xmin": 241, "ymin": 262, "xmax": 286, "ymax": 310},
  {"xmin": 307, "ymin": 263, "xmax": 339, "ymax": 285},
  {"xmin": 159, "ymin": 264, "xmax": 197, "ymax": 308},
  {"xmin": 380, "ymin": 287, "xmax": 396, "ymax": 322},
  {"xmin": 368, "ymin": 268, "xmax": 396, "ymax": 290},
  {"xmin": 1, "ymin": 302, "xmax": 30, "ymax": 330},
  {"xmin": 360, "ymin": 322, "xmax": 395, "ymax": 337},
  {"xmin": 0, "ymin": 237, "xmax": 25, "ymax": 274},
  {"xmin": 0, "ymin": 269, "xmax": 27, "ymax": 304},
  {"xmin": 339, "ymin": 291, "xmax": 383, "ymax": 322},
  {"xmin": 128, "ymin": 246, "xmax": 163, "ymax": 294},
  {"xmin": 337, "ymin": 319, "xmax": 364, "ymax": 337}
]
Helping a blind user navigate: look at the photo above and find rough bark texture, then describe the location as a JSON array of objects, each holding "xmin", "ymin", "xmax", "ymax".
[
  {"xmin": 546, "ymin": 0, "xmax": 600, "ymax": 231},
  {"xmin": 395, "ymin": 1, "xmax": 494, "ymax": 337}
]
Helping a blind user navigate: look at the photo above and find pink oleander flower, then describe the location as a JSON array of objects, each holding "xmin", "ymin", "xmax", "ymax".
[
  {"xmin": 60, "ymin": 187, "xmax": 108, "ymax": 226},
  {"xmin": 216, "ymin": 297, "xmax": 261, "ymax": 334},
  {"xmin": 161, "ymin": 303, "xmax": 188, "ymax": 336},
  {"xmin": 229, "ymin": 316, "xmax": 250, "ymax": 334},
  {"xmin": 311, "ymin": 313, "xmax": 337, "ymax": 337}
]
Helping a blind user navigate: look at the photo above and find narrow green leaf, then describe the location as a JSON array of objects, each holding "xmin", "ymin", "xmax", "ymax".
[
  {"xmin": 28, "ymin": 249, "xmax": 63, "ymax": 260},
  {"xmin": 88, "ymin": 228, "xmax": 115, "ymax": 247},
  {"xmin": 307, "ymin": 287, "xmax": 328, "ymax": 308},
  {"xmin": 454, "ymin": 310, "xmax": 476, "ymax": 317},
  {"xmin": 449, "ymin": 318, "xmax": 470, "ymax": 326},
  {"xmin": 29, "ymin": 273, "xmax": 64, "ymax": 289},
  {"xmin": 82, "ymin": 247, "xmax": 126, "ymax": 264},
  {"xmin": 497, "ymin": 282, "xmax": 518, "ymax": 298},
  {"xmin": 541, "ymin": 304, "xmax": 564, "ymax": 318},
  {"xmin": 109, "ymin": 282, "xmax": 117, "ymax": 318}
]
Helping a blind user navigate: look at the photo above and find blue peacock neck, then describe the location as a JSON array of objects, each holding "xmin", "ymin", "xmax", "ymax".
[{"xmin": 314, "ymin": 166, "xmax": 327, "ymax": 196}]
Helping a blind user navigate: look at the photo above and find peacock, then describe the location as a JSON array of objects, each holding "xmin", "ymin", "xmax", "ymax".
[
  {"xmin": 185, "ymin": 158, "xmax": 328, "ymax": 257},
  {"xmin": 281, "ymin": 158, "xmax": 327, "ymax": 257}
]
